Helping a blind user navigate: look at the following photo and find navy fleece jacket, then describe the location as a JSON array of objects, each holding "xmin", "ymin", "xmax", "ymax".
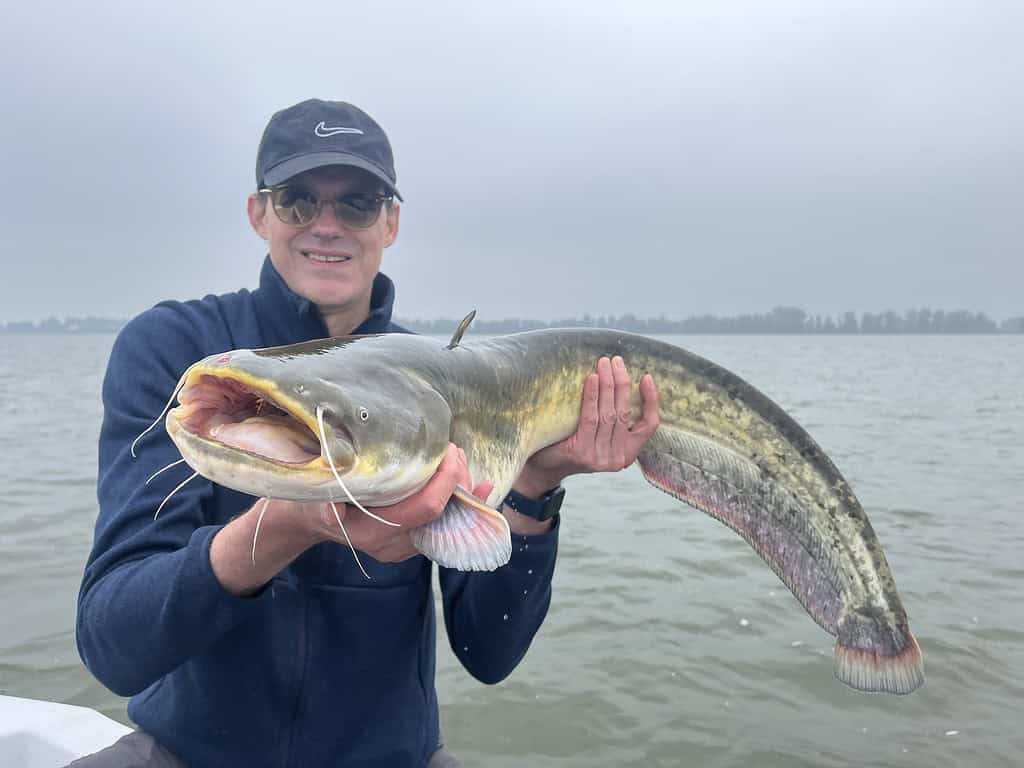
[{"xmin": 77, "ymin": 257, "xmax": 559, "ymax": 767}]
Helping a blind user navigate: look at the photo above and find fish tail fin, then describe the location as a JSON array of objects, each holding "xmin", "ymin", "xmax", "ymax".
[
  {"xmin": 410, "ymin": 486, "xmax": 512, "ymax": 571},
  {"xmin": 835, "ymin": 619, "xmax": 925, "ymax": 695},
  {"xmin": 638, "ymin": 430, "xmax": 926, "ymax": 695}
]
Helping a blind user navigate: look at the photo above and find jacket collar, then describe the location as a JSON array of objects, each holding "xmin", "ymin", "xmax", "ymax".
[{"xmin": 252, "ymin": 256, "xmax": 398, "ymax": 346}]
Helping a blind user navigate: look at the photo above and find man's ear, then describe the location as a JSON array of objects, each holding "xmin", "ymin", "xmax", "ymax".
[
  {"xmin": 247, "ymin": 193, "xmax": 269, "ymax": 239},
  {"xmin": 384, "ymin": 203, "xmax": 401, "ymax": 248}
]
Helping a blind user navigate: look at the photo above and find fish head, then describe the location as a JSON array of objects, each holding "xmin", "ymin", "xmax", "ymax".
[
  {"xmin": 165, "ymin": 348, "xmax": 452, "ymax": 503},
  {"xmin": 307, "ymin": 367, "xmax": 455, "ymax": 504}
]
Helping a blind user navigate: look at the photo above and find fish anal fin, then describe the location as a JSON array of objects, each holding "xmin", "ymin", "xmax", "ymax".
[
  {"xmin": 637, "ymin": 430, "xmax": 927, "ymax": 694},
  {"xmin": 637, "ymin": 432, "xmax": 844, "ymax": 636},
  {"xmin": 410, "ymin": 485, "xmax": 511, "ymax": 571}
]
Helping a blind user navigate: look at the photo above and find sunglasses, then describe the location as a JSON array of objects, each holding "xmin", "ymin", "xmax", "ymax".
[{"xmin": 259, "ymin": 186, "xmax": 393, "ymax": 229}]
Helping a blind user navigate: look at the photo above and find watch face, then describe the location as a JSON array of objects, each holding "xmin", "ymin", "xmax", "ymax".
[
  {"xmin": 506, "ymin": 486, "xmax": 564, "ymax": 521},
  {"xmin": 541, "ymin": 486, "xmax": 565, "ymax": 521}
]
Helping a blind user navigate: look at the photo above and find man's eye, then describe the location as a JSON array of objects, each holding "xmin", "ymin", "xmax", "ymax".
[
  {"xmin": 341, "ymin": 195, "xmax": 377, "ymax": 213},
  {"xmin": 278, "ymin": 188, "xmax": 315, "ymax": 207}
]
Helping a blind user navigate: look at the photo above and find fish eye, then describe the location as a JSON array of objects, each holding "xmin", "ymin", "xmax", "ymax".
[{"xmin": 358, "ymin": 407, "xmax": 369, "ymax": 422}]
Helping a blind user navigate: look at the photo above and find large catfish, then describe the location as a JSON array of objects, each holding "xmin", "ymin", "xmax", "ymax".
[{"xmin": 152, "ymin": 322, "xmax": 924, "ymax": 695}]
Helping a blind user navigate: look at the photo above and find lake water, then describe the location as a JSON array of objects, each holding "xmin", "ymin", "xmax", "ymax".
[{"xmin": 0, "ymin": 334, "xmax": 1021, "ymax": 767}]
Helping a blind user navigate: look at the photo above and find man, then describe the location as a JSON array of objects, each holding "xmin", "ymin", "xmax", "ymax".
[{"xmin": 74, "ymin": 99, "xmax": 659, "ymax": 767}]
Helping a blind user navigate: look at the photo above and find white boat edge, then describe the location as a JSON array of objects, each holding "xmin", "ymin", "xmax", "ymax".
[{"xmin": 0, "ymin": 694, "xmax": 131, "ymax": 767}]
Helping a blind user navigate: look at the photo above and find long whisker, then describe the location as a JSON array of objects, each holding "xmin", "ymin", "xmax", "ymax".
[
  {"xmin": 316, "ymin": 406, "xmax": 399, "ymax": 528},
  {"xmin": 145, "ymin": 458, "xmax": 187, "ymax": 485},
  {"xmin": 251, "ymin": 497, "xmax": 270, "ymax": 566},
  {"xmin": 154, "ymin": 471, "xmax": 199, "ymax": 520},
  {"xmin": 131, "ymin": 375, "xmax": 188, "ymax": 458},
  {"xmin": 330, "ymin": 500, "xmax": 371, "ymax": 580}
]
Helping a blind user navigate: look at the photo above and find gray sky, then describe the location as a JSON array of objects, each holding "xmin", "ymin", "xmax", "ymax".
[{"xmin": 2, "ymin": 0, "xmax": 1021, "ymax": 322}]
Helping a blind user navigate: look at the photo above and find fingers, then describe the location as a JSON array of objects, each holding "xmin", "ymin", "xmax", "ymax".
[
  {"xmin": 472, "ymin": 480, "xmax": 495, "ymax": 501},
  {"xmin": 612, "ymin": 356, "xmax": 633, "ymax": 424},
  {"xmin": 575, "ymin": 371, "xmax": 600, "ymax": 446},
  {"xmin": 327, "ymin": 445, "xmax": 460, "ymax": 562},
  {"xmin": 378, "ymin": 443, "xmax": 464, "ymax": 529},
  {"xmin": 329, "ymin": 502, "xmax": 420, "ymax": 564},
  {"xmin": 338, "ymin": 442, "xmax": 497, "ymax": 565},
  {"xmin": 594, "ymin": 357, "xmax": 617, "ymax": 461},
  {"xmin": 611, "ymin": 356, "xmax": 633, "ymax": 466},
  {"xmin": 593, "ymin": 356, "xmax": 642, "ymax": 469},
  {"xmin": 593, "ymin": 356, "xmax": 661, "ymax": 471},
  {"xmin": 634, "ymin": 373, "xmax": 660, "ymax": 436}
]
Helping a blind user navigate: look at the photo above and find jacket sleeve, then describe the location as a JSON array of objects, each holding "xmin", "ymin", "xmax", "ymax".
[
  {"xmin": 76, "ymin": 307, "xmax": 270, "ymax": 697},
  {"xmin": 438, "ymin": 518, "xmax": 559, "ymax": 684}
]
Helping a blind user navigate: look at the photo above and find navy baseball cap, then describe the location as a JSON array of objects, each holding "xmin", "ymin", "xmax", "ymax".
[{"xmin": 256, "ymin": 99, "xmax": 402, "ymax": 200}]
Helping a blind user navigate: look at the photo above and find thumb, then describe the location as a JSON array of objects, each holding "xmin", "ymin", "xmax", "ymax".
[{"xmin": 471, "ymin": 480, "xmax": 495, "ymax": 501}]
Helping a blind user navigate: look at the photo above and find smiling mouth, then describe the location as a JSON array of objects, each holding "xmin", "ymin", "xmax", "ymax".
[{"xmin": 302, "ymin": 251, "xmax": 352, "ymax": 264}]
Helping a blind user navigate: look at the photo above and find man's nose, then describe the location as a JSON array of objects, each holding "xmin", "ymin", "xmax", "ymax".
[{"xmin": 310, "ymin": 201, "xmax": 344, "ymax": 237}]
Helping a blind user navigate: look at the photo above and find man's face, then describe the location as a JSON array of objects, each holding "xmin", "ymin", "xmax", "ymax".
[{"xmin": 247, "ymin": 165, "xmax": 400, "ymax": 313}]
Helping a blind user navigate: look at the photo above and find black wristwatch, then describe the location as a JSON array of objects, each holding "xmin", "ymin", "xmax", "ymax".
[{"xmin": 502, "ymin": 485, "xmax": 565, "ymax": 522}]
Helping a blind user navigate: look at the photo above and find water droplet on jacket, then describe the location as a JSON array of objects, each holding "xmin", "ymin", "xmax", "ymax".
[
  {"xmin": 739, "ymin": 618, "xmax": 749, "ymax": 627},
  {"xmin": 527, "ymin": 569, "xmax": 533, "ymax": 575},
  {"xmin": 503, "ymin": 613, "xmax": 509, "ymax": 621}
]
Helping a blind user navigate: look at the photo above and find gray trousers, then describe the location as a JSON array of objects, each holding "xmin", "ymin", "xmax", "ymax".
[{"xmin": 65, "ymin": 730, "xmax": 463, "ymax": 767}]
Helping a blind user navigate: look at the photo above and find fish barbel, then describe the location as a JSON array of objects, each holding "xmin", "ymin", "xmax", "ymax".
[{"xmin": 160, "ymin": 325, "xmax": 924, "ymax": 695}]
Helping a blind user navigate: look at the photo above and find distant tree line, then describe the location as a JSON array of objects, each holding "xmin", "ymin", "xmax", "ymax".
[
  {"xmin": 0, "ymin": 316, "xmax": 127, "ymax": 333},
  {"xmin": 400, "ymin": 307, "xmax": 1023, "ymax": 335},
  {"xmin": 3, "ymin": 308, "xmax": 1022, "ymax": 335}
]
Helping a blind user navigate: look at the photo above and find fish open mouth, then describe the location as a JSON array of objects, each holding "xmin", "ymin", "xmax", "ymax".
[{"xmin": 174, "ymin": 373, "xmax": 323, "ymax": 466}]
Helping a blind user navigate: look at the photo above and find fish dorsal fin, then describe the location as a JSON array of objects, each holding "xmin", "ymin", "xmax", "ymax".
[{"xmin": 447, "ymin": 310, "xmax": 477, "ymax": 349}]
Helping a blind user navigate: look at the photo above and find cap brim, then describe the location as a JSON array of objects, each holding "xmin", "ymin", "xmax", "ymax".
[{"xmin": 262, "ymin": 152, "xmax": 403, "ymax": 201}]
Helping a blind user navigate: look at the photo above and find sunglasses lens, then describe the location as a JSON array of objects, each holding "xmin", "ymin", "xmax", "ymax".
[
  {"xmin": 335, "ymin": 194, "xmax": 385, "ymax": 228},
  {"xmin": 271, "ymin": 188, "xmax": 318, "ymax": 226},
  {"xmin": 269, "ymin": 188, "xmax": 388, "ymax": 228}
]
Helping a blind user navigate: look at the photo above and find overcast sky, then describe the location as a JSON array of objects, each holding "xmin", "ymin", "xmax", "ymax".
[{"xmin": 1, "ymin": 0, "xmax": 1021, "ymax": 322}]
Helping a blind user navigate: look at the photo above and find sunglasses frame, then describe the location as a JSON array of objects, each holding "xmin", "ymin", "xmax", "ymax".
[{"xmin": 258, "ymin": 186, "xmax": 393, "ymax": 229}]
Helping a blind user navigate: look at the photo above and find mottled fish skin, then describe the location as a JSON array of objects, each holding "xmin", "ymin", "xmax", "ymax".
[{"xmin": 166, "ymin": 328, "xmax": 924, "ymax": 694}]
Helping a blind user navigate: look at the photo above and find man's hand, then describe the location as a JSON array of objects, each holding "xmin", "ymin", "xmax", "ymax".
[
  {"xmin": 311, "ymin": 443, "xmax": 493, "ymax": 563},
  {"xmin": 514, "ymin": 355, "xmax": 660, "ymax": 499},
  {"xmin": 212, "ymin": 444, "xmax": 493, "ymax": 595}
]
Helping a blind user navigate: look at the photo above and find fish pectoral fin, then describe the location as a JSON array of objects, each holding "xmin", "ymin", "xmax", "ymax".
[{"xmin": 409, "ymin": 485, "xmax": 512, "ymax": 571}]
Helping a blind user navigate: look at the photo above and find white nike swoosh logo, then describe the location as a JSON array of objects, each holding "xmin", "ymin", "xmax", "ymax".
[{"xmin": 314, "ymin": 122, "xmax": 365, "ymax": 138}]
